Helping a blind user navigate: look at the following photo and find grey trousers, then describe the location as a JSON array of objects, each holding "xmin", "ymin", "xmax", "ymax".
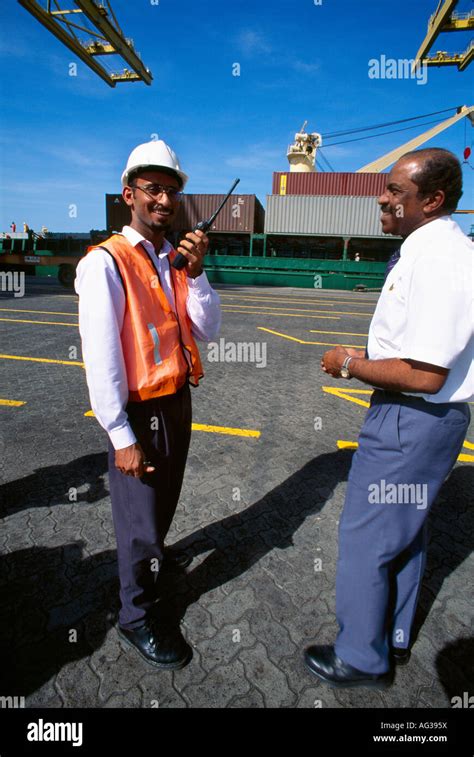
[{"xmin": 334, "ymin": 390, "xmax": 470, "ymax": 674}]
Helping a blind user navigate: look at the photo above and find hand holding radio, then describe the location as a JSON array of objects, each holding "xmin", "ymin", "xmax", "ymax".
[
  {"xmin": 172, "ymin": 178, "xmax": 240, "ymax": 271},
  {"xmin": 175, "ymin": 229, "xmax": 209, "ymax": 278}
]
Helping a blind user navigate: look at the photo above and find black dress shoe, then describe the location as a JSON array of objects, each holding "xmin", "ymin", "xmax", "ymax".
[
  {"xmin": 304, "ymin": 645, "xmax": 392, "ymax": 689},
  {"xmin": 118, "ymin": 620, "xmax": 192, "ymax": 670},
  {"xmin": 390, "ymin": 646, "xmax": 411, "ymax": 666},
  {"xmin": 162, "ymin": 546, "xmax": 193, "ymax": 570}
]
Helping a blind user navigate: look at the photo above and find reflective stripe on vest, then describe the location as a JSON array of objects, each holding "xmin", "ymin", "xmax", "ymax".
[{"xmin": 87, "ymin": 234, "xmax": 203, "ymax": 401}]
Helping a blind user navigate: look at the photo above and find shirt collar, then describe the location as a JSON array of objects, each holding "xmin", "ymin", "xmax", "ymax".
[
  {"xmin": 400, "ymin": 215, "xmax": 454, "ymax": 256},
  {"xmin": 121, "ymin": 225, "xmax": 172, "ymax": 258}
]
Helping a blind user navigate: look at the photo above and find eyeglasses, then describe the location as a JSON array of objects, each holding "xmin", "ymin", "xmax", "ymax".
[{"xmin": 130, "ymin": 182, "xmax": 183, "ymax": 201}]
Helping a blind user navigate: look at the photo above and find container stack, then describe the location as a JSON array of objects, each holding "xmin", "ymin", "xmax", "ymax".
[
  {"xmin": 264, "ymin": 171, "xmax": 400, "ymax": 262},
  {"xmin": 266, "ymin": 171, "xmax": 389, "ymax": 238},
  {"xmin": 271, "ymin": 171, "xmax": 387, "ymax": 197},
  {"xmin": 106, "ymin": 193, "xmax": 264, "ymax": 256}
]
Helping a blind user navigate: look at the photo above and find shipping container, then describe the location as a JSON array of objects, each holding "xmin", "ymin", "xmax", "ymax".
[
  {"xmin": 265, "ymin": 195, "xmax": 394, "ymax": 238},
  {"xmin": 106, "ymin": 193, "xmax": 264, "ymax": 234},
  {"xmin": 175, "ymin": 194, "xmax": 264, "ymax": 233},
  {"xmin": 272, "ymin": 172, "xmax": 388, "ymax": 197},
  {"xmin": 106, "ymin": 194, "xmax": 131, "ymax": 233}
]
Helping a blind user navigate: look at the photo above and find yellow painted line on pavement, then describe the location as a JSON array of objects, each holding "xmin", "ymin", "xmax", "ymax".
[
  {"xmin": 0, "ymin": 317, "xmax": 78, "ymax": 327},
  {"xmin": 310, "ymin": 329, "xmax": 368, "ymax": 337},
  {"xmin": 463, "ymin": 440, "xmax": 474, "ymax": 450},
  {"xmin": 192, "ymin": 423, "xmax": 260, "ymax": 438},
  {"xmin": 222, "ymin": 304, "xmax": 373, "ymax": 317},
  {"xmin": 0, "ymin": 399, "xmax": 26, "ymax": 407},
  {"xmin": 337, "ymin": 440, "xmax": 358, "ymax": 450},
  {"xmin": 224, "ymin": 309, "xmax": 340, "ymax": 320},
  {"xmin": 323, "ymin": 386, "xmax": 373, "ymax": 408},
  {"xmin": 219, "ymin": 294, "xmax": 375, "ymax": 308},
  {"xmin": 85, "ymin": 410, "xmax": 260, "ymax": 438},
  {"xmin": 337, "ymin": 440, "xmax": 473, "ymax": 463},
  {"xmin": 0, "ymin": 304, "xmax": 365, "ymax": 320},
  {"xmin": 258, "ymin": 327, "xmax": 365, "ymax": 349},
  {"xmin": 0, "ymin": 353, "xmax": 83, "ymax": 366},
  {"xmin": 0, "ymin": 308, "xmax": 77, "ymax": 317}
]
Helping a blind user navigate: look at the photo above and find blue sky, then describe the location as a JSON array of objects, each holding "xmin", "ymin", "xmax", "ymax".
[{"xmin": 0, "ymin": 0, "xmax": 473, "ymax": 233}]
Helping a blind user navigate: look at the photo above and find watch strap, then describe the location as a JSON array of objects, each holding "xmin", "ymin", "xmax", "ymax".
[{"xmin": 341, "ymin": 356, "xmax": 353, "ymax": 376}]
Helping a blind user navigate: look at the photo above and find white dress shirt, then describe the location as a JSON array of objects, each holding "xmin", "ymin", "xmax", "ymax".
[
  {"xmin": 75, "ymin": 225, "xmax": 221, "ymax": 449},
  {"xmin": 367, "ymin": 216, "xmax": 473, "ymax": 403}
]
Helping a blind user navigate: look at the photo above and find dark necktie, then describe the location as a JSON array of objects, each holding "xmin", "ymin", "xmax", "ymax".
[{"xmin": 383, "ymin": 248, "xmax": 401, "ymax": 283}]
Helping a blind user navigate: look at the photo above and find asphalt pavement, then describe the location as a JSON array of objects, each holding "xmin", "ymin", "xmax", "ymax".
[{"xmin": 1, "ymin": 277, "xmax": 472, "ymax": 708}]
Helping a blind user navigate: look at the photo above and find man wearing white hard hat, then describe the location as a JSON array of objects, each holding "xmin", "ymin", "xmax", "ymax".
[{"xmin": 75, "ymin": 139, "xmax": 221, "ymax": 669}]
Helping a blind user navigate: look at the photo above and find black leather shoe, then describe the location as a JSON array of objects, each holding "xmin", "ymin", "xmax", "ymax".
[
  {"xmin": 162, "ymin": 547, "xmax": 193, "ymax": 570},
  {"xmin": 304, "ymin": 645, "xmax": 392, "ymax": 689},
  {"xmin": 390, "ymin": 646, "xmax": 411, "ymax": 666},
  {"xmin": 118, "ymin": 620, "xmax": 192, "ymax": 670}
]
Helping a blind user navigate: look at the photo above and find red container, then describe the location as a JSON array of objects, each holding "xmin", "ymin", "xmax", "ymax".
[
  {"xmin": 175, "ymin": 194, "xmax": 264, "ymax": 233},
  {"xmin": 272, "ymin": 172, "xmax": 388, "ymax": 197},
  {"xmin": 105, "ymin": 194, "xmax": 130, "ymax": 232},
  {"xmin": 106, "ymin": 194, "xmax": 264, "ymax": 234}
]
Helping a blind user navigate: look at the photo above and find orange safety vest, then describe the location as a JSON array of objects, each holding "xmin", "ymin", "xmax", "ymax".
[{"xmin": 87, "ymin": 234, "xmax": 204, "ymax": 401}]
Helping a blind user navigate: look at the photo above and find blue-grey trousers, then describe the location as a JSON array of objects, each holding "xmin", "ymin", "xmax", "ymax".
[
  {"xmin": 108, "ymin": 382, "xmax": 192, "ymax": 630},
  {"xmin": 334, "ymin": 390, "xmax": 470, "ymax": 674}
]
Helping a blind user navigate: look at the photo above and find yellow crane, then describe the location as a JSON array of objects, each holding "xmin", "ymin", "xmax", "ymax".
[
  {"xmin": 357, "ymin": 105, "xmax": 473, "ymax": 172},
  {"xmin": 17, "ymin": 0, "xmax": 152, "ymax": 86},
  {"xmin": 413, "ymin": 0, "xmax": 474, "ymax": 72}
]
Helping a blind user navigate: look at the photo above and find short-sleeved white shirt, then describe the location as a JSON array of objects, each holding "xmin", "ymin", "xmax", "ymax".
[{"xmin": 367, "ymin": 216, "xmax": 473, "ymax": 403}]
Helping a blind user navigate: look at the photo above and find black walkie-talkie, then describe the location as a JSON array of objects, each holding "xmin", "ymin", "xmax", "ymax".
[{"xmin": 172, "ymin": 178, "xmax": 240, "ymax": 270}]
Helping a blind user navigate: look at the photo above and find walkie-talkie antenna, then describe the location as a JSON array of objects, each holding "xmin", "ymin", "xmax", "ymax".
[{"xmin": 172, "ymin": 178, "xmax": 240, "ymax": 270}]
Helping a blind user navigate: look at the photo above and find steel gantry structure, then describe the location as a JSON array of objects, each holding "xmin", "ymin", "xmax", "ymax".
[
  {"xmin": 17, "ymin": 0, "xmax": 153, "ymax": 86},
  {"xmin": 357, "ymin": 105, "xmax": 474, "ymax": 173},
  {"xmin": 413, "ymin": 0, "xmax": 474, "ymax": 72}
]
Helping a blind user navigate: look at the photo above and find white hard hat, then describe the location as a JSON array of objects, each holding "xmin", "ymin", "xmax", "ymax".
[{"xmin": 121, "ymin": 139, "xmax": 189, "ymax": 188}]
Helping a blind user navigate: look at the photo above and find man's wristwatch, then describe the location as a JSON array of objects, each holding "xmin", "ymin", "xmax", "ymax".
[{"xmin": 340, "ymin": 356, "xmax": 353, "ymax": 379}]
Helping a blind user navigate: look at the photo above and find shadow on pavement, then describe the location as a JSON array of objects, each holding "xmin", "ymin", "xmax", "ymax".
[
  {"xmin": 0, "ymin": 453, "xmax": 109, "ymax": 517},
  {"xmin": 436, "ymin": 638, "xmax": 474, "ymax": 702},
  {"xmin": 2, "ymin": 449, "xmax": 471, "ymax": 698},
  {"xmin": 412, "ymin": 466, "xmax": 474, "ymax": 644},
  {"xmin": 0, "ymin": 542, "xmax": 118, "ymax": 698},
  {"xmin": 165, "ymin": 448, "xmax": 354, "ymax": 614},
  {"xmin": 163, "ymin": 453, "xmax": 473, "ymax": 679}
]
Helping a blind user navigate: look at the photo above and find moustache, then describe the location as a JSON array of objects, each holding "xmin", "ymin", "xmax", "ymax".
[{"xmin": 151, "ymin": 206, "xmax": 173, "ymax": 214}]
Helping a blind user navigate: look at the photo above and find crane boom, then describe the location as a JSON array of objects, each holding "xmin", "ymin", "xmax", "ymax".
[
  {"xmin": 412, "ymin": 0, "xmax": 473, "ymax": 72},
  {"xmin": 357, "ymin": 105, "xmax": 474, "ymax": 173},
  {"xmin": 17, "ymin": 0, "xmax": 152, "ymax": 87},
  {"xmin": 414, "ymin": 0, "xmax": 459, "ymax": 63}
]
